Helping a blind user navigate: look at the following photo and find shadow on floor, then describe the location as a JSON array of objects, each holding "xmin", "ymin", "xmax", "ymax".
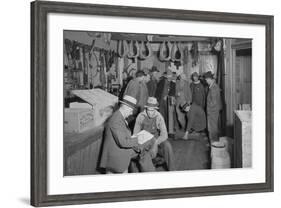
[{"xmin": 169, "ymin": 132, "xmax": 210, "ymax": 171}]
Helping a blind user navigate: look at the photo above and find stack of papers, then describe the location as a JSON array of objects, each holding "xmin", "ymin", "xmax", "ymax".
[{"xmin": 133, "ymin": 130, "xmax": 154, "ymax": 145}]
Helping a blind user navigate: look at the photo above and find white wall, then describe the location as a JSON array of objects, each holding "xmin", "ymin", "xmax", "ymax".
[{"xmin": 0, "ymin": 0, "xmax": 280, "ymax": 208}]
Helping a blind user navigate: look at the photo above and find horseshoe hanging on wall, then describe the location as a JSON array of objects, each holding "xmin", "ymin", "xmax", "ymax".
[
  {"xmin": 139, "ymin": 41, "xmax": 152, "ymax": 60},
  {"xmin": 171, "ymin": 42, "xmax": 182, "ymax": 62},
  {"xmin": 159, "ymin": 41, "xmax": 171, "ymax": 61},
  {"xmin": 127, "ymin": 40, "xmax": 139, "ymax": 59},
  {"xmin": 117, "ymin": 40, "xmax": 129, "ymax": 58}
]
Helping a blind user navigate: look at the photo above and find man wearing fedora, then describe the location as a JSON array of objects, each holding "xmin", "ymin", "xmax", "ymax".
[
  {"xmin": 123, "ymin": 70, "xmax": 149, "ymax": 113},
  {"xmin": 146, "ymin": 66, "xmax": 159, "ymax": 97},
  {"xmin": 204, "ymin": 71, "xmax": 222, "ymax": 144},
  {"xmin": 100, "ymin": 95, "xmax": 156, "ymax": 173},
  {"xmin": 133, "ymin": 97, "xmax": 175, "ymax": 171},
  {"xmin": 155, "ymin": 72, "xmax": 170, "ymax": 127}
]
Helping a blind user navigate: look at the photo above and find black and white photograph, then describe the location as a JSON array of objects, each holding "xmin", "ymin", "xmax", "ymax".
[
  {"xmin": 28, "ymin": 0, "xmax": 274, "ymax": 207},
  {"xmin": 63, "ymin": 30, "xmax": 252, "ymax": 175},
  {"xmin": 0, "ymin": 0, "xmax": 278, "ymax": 207}
]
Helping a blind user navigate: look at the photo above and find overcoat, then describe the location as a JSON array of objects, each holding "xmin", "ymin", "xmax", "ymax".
[
  {"xmin": 206, "ymin": 82, "xmax": 222, "ymax": 142},
  {"xmin": 100, "ymin": 110, "xmax": 139, "ymax": 173},
  {"xmin": 206, "ymin": 82, "xmax": 222, "ymax": 113},
  {"xmin": 175, "ymin": 79, "xmax": 192, "ymax": 106},
  {"xmin": 147, "ymin": 78, "xmax": 158, "ymax": 97},
  {"xmin": 124, "ymin": 79, "xmax": 148, "ymax": 112}
]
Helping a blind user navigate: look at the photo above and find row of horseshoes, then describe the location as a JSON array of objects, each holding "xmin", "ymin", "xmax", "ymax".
[{"xmin": 118, "ymin": 40, "xmax": 183, "ymax": 62}]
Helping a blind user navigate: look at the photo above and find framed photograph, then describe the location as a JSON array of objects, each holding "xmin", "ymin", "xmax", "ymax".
[{"xmin": 31, "ymin": 0, "xmax": 274, "ymax": 207}]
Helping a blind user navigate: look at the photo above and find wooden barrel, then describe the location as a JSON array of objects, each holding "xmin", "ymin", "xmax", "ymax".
[{"xmin": 211, "ymin": 141, "xmax": 231, "ymax": 169}]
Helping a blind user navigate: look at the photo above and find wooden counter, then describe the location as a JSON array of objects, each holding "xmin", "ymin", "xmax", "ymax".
[
  {"xmin": 64, "ymin": 125, "xmax": 104, "ymax": 176},
  {"xmin": 234, "ymin": 110, "xmax": 252, "ymax": 168}
]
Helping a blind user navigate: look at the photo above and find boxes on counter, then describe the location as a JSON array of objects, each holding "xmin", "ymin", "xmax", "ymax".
[
  {"xmin": 71, "ymin": 89, "xmax": 118, "ymax": 109},
  {"xmin": 64, "ymin": 89, "xmax": 118, "ymax": 132},
  {"xmin": 64, "ymin": 108, "xmax": 95, "ymax": 133}
]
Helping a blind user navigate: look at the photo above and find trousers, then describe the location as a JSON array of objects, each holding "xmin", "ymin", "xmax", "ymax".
[
  {"xmin": 157, "ymin": 140, "xmax": 176, "ymax": 171},
  {"xmin": 127, "ymin": 149, "xmax": 155, "ymax": 173},
  {"xmin": 129, "ymin": 140, "xmax": 175, "ymax": 172},
  {"xmin": 175, "ymin": 103, "xmax": 186, "ymax": 130},
  {"xmin": 207, "ymin": 111, "xmax": 220, "ymax": 143}
]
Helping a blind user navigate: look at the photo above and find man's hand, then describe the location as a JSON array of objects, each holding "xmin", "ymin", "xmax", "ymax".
[
  {"xmin": 142, "ymin": 137, "xmax": 156, "ymax": 151},
  {"xmin": 183, "ymin": 106, "xmax": 189, "ymax": 112},
  {"xmin": 133, "ymin": 137, "xmax": 156, "ymax": 157},
  {"xmin": 132, "ymin": 144, "xmax": 143, "ymax": 153}
]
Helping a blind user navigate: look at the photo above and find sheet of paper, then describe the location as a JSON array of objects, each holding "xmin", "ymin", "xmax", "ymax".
[{"xmin": 134, "ymin": 130, "xmax": 154, "ymax": 145}]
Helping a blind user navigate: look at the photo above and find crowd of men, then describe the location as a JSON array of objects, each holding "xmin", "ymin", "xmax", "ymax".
[{"xmin": 99, "ymin": 66, "xmax": 222, "ymax": 173}]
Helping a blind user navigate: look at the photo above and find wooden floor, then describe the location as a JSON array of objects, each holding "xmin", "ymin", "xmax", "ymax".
[
  {"xmin": 156, "ymin": 132, "xmax": 211, "ymax": 171},
  {"xmin": 170, "ymin": 137, "xmax": 210, "ymax": 171}
]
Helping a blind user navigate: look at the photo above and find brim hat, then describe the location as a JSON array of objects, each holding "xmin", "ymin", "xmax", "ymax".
[
  {"xmin": 150, "ymin": 66, "xmax": 159, "ymax": 73},
  {"xmin": 144, "ymin": 97, "xmax": 159, "ymax": 109},
  {"xmin": 203, "ymin": 71, "xmax": 214, "ymax": 79},
  {"xmin": 119, "ymin": 95, "xmax": 137, "ymax": 109},
  {"xmin": 135, "ymin": 70, "xmax": 146, "ymax": 77}
]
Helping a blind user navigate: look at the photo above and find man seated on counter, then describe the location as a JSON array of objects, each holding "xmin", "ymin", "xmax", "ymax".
[
  {"xmin": 99, "ymin": 95, "xmax": 156, "ymax": 173},
  {"xmin": 130, "ymin": 97, "xmax": 175, "ymax": 172}
]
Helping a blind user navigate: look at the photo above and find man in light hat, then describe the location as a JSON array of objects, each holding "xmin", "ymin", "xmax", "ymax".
[
  {"xmin": 204, "ymin": 71, "xmax": 222, "ymax": 144},
  {"xmin": 132, "ymin": 97, "xmax": 175, "ymax": 171},
  {"xmin": 100, "ymin": 95, "xmax": 156, "ymax": 173}
]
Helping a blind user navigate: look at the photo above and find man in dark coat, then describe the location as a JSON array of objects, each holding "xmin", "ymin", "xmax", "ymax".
[
  {"xmin": 155, "ymin": 72, "xmax": 170, "ymax": 126},
  {"xmin": 204, "ymin": 71, "xmax": 222, "ymax": 143},
  {"xmin": 99, "ymin": 95, "xmax": 155, "ymax": 173},
  {"xmin": 124, "ymin": 70, "xmax": 149, "ymax": 113},
  {"xmin": 146, "ymin": 66, "xmax": 159, "ymax": 97},
  {"xmin": 175, "ymin": 73, "xmax": 192, "ymax": 130},
  {"xmin": 123, "ymin": 70, "xmax": 149, "ymax": 132},
  {"xmin": 182, "ymin": 102, "xmax": 206, "ymax": 140}
]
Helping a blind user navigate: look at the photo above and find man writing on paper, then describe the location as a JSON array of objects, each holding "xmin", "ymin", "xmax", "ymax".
[
  {"xmin": 132, "ymin": 97, "xmax": 175, "ymax": 171},
  {"xmin": 100, "ymin": 95, "xmax": 156, "ymax": 173}
]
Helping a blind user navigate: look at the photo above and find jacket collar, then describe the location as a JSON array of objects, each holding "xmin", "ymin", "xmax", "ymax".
[
  {"xmin": 117, "ymin": 110, "xmax": 129, "ymax": 127},
  {"xmin": 209, "ymin": 80, "xmax": 215, "ymax": 89}
]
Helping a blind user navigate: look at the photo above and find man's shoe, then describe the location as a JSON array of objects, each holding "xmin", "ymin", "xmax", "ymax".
[{"xmin": 182, "ymin": 132, "xmax": 189, "ymax": 140}]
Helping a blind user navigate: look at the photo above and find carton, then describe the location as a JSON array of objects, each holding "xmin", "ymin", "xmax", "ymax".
[
  {"xmin": 65, "ymin": 89, "xmax": 118, "ymax": 131},
  {"xmin": 64, "ymin": 108, "xmax": 95, "ymax": 133}
]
